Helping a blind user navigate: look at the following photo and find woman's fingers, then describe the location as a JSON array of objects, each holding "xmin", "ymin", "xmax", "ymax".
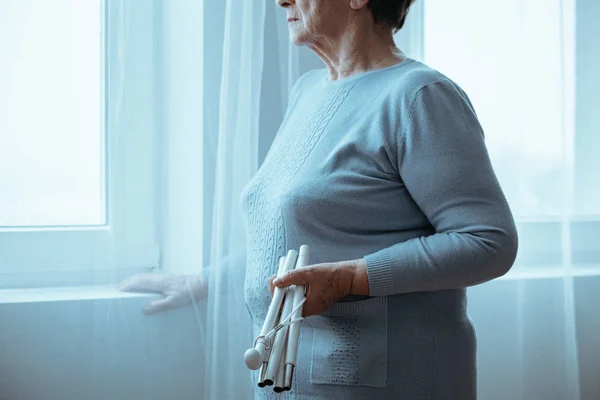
[
  {"xmin": 117, "ymin": 274, "xmax": 174, "ymax": 315},
  {"xmin": 143, "ymin": 295, "xmax": 177, "ymax": 315},
  {"xmin": 116, "ymin": 273, "xmax": 203, "ymax": 315},
  {"xmin": 273, "ymin": 269, "xmax": 309, "ymax": 288},
  {"xmin": 267, "ymin": 272, "xmax": 314, "ymax": 315},
  {"xmin": 116, "ymin": 274, "xmax": 165, "ymax": 293}
]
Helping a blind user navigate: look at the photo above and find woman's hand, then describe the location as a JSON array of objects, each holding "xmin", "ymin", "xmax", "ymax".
[
  {"xmin": 268, "ymin": 258, "xmax": 369, "ymax": 317},
  {"xmin": 116, "ymin": 273, "xmax": 207, "ymax": 315}
]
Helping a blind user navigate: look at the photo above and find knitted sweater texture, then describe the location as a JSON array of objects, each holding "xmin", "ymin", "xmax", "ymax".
[{"xmin": 239, "ymin": 58, "xmax": 518, "ymax": 399}]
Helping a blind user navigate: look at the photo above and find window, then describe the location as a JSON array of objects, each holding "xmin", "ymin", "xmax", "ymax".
[
  {"xmin": 420, "ymin": 0, "xmax": 600, "ymax": 276},
  {"xmin": 0, "ymin": 0, "xmax": 104, "ymax": 227},
  {"xmin": 0, "ymin": 0, "xmax": 160, "ymax": 288}
]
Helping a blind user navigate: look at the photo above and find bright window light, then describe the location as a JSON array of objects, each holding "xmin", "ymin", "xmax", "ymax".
[
  {"xmin": 424, "ymin": 0, "xmax": 568, "ymax": 218},
  {"xmin": 0, "ymin": 0, "xmax": 104, "ymax": 227}
]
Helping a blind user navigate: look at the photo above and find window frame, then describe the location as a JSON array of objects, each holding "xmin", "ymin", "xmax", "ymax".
[{"xmin": 0, "ymin": 0, "xmax": 160, "ymax": 289}]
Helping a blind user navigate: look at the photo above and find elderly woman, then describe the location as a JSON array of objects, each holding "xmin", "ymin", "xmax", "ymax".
[{"xmin": 120, "ymin": 0, "xmax": 518, "ymax": 398}]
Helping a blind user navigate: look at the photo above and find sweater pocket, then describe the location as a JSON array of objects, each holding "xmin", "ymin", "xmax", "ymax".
[{"xmin": 309, "ymin": 296, "xmax": 387, "ymax": 387}]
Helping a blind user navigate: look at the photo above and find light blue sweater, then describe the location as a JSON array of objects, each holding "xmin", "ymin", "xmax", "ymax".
[{"xmin": 239, "ymin": 57, "xmax": 518, "ymax": 399}]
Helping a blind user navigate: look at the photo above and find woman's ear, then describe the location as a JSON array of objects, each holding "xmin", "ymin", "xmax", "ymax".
[{"xmin": 349, "ymin": 0, "xmax": 369, "ymax": 11}]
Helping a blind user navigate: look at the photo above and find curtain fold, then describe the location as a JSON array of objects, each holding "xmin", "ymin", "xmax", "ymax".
[{"xmin": 200, "ymin": 1, "xmax": 267, "ymax": 399}]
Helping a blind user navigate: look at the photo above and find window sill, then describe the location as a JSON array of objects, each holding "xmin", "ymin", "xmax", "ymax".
[
  {"xmin": 0, "ymin": 285, "xmax": 157, "ymax": 305},
  {"xmin": 500, "ymin": 266, "xmax": 600, "ymax": 280},
  {"xmin": 2, "ymin": 268, "xmax": 599, "ymax": 305}
]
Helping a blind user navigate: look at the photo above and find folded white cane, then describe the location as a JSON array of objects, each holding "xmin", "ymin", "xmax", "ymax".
[
  {"xmin": 244, "ymin": 245, "xmax": 309, "ymax": 393},
  {"xmin": 244, "ymin": 250, "xmax": 298, "ymax": 371},
  {"xmin": 264, "ymin": 273, "xmax": 296, "ymax": 385}
]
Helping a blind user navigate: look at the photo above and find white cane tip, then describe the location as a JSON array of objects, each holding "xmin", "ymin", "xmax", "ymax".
[{"xmin": 244, "ymin": 348, "xmax": 262, "ymax": 370}]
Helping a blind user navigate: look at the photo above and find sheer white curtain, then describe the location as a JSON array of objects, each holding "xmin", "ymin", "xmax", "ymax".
[
  {"xmin": 161, "ymin": 0, "xmax": 267, "ymax": 398},
  {"xmin": 199, "ymin": 1, "xmax": 266, "ymax": 399},
  {"xmin": 396, "ymin": 0, "xmax": 599, "ymax": 399},
  {"xmin": 0, "ymin": 0, "xmax": 266, "ymax": 398}
]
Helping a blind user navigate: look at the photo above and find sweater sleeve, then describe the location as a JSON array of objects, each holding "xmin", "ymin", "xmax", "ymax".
[{"xmin": 364, "ymin": 80, "xmax": 518, "ymax": 297}]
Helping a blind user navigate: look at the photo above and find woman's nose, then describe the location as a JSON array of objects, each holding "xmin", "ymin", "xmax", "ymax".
[{"xmin": 276, "ymin": 0, "xmax": 295, "ymax": 7}]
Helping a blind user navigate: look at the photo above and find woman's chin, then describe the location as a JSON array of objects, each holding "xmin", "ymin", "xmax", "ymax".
[
  {"xmin": 288, "ymin": 26, "xmax": 309, "ymax": 46},
  {"xmin": 289, "ymin": 33, "xmax": 309, "ymax": 46}
]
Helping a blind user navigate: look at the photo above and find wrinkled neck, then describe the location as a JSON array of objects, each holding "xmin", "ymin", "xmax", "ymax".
[{"xmin": 308, "ymin": 25, "xmax": 404, "ymax": 81}]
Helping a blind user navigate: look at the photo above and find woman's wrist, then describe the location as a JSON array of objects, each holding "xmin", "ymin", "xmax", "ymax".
[
  {"xmin": 189, "ymin": 272, "xmax": 209, "ymax": 300},
  {"xmin": 346, "ymin": 258, "xmax": 369, "ymax": 296}
]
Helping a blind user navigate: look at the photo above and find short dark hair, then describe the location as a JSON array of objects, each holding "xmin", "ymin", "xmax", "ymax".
[{"xmin": 367, "ymin": 0, "xmax": 416, "ymax": 33}]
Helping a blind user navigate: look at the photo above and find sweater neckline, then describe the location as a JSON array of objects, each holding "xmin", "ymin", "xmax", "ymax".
[{"xmin": 321, "ymin": 56, "xmax": 415, "ymax": 87}]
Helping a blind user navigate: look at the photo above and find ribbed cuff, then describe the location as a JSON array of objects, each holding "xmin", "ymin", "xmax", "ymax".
[{"xmin": 364, "ymin": 251, "xmax": 396, "ymax": 297}]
